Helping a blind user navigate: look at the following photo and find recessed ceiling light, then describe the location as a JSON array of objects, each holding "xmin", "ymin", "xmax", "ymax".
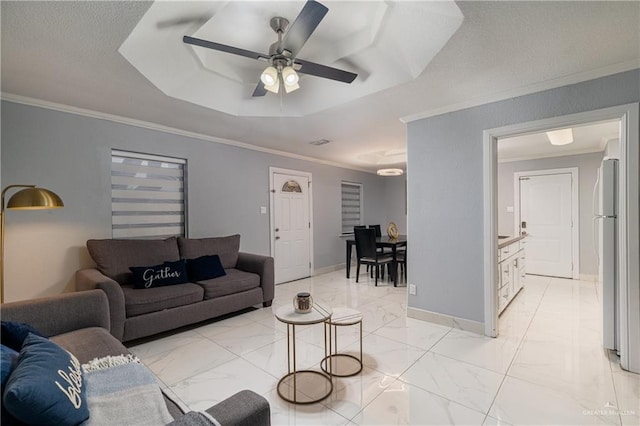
[{"xmin": 377, "ymin": 168, "xmax": 404, "ymax": 176}]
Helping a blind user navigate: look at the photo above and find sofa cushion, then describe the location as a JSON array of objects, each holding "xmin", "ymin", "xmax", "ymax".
[
  {"xmin": 195, "ymin": 268, "xmax": 260, "ymax": 299},
  {"xmin": 87, "ymin": 237, "xmax": 181, "ymax": 285},
  {"xmin": 3, "ymin": 334, "xmax": 89, "ymax": 426},
  {"xmin": 122, "ymin": 283, "xmax": 205, "ymax": 317},
  {"xmin": 130, "ymin": 259, "xmax": 189, "ymax": 289},
  {"xmin": 186, "ymin": 255, "xmax": 226, "ymax": 281},
  {"xmin": 51, "ymin": 327, "xmax": 130, "ymax": 364},
  {"xmin": 178, "ymin": 235, "xmax": 240, "ymax": 269}
]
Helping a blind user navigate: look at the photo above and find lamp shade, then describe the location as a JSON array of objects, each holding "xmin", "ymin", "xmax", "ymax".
[{"xmin": 6, "ymin": 188, "xmax": 64, "ymax": 210}]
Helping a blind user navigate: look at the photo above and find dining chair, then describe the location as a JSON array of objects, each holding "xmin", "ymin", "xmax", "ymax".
[
  {"xmin": 369, "ymin": 224, "xmax": 394, "ymax": 257},
  {"xmin": 354, "ymin": 228, "xmax": 394, "ymax": 286},
  {"xmin": 369, "ymin": 224, "xmax": 382, "ymax": 238},
  {"xmin": 396, "ymin": 248, "xmax": 407, "ymax": 282}
]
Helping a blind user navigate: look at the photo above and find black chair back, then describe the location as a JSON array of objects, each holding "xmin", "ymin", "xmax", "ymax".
[
  {"xmin": 354, "ymin": 228, "xmax": 377, "ymax": 259},
  {"xmin": 369, "ymin": 224, "xmax": 382, "ymax": 238}
]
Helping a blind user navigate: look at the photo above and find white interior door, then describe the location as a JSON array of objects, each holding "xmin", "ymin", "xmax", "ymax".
[
  {"xmin": 520, "ymin": 173, "xmax": 574, "ymax": 278},
  {"xmin": 273, "ymin": 172, "xmax": 311, "ymax": 284}
]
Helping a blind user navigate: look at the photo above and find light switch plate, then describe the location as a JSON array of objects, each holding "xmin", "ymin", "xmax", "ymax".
[
  {"xmin": 409, "ymin": 284, "xmax": 417, "ymax": 295},
  {"xmin": 506, "ymin": 206, "xmax": 514, "ymax": 213},
  {"xmin": 260, "ymin": 206, "xmax": 267, "ymax": 214}
]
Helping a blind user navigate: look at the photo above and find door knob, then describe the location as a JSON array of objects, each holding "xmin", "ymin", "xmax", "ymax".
[
  {"xmin": 275, "ymin": 228, "xmax": 279, "ymax": 232},
  {"xmin": 275, "ymin": 236, "xmax": 280, "ymax": 240}
]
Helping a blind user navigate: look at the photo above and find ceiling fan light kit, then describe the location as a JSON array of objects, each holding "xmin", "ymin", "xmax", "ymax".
[{"xmin": 182, "ymin": 0, "xmax": 357, "ymax": 97}]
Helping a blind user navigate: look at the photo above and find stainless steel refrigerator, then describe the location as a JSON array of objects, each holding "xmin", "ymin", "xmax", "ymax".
[{"xmin": 593, "ymin": 158, "xmax": 618, "ymax": 351}]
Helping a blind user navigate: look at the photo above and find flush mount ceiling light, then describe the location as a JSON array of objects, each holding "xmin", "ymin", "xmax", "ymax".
[
  {"xmin": 377, "ymin": 168, "xmax": 404, "ymax": 176},
  {"xmin": 546, "ymin": 128, "xmax": 574, "ymax": 146}
]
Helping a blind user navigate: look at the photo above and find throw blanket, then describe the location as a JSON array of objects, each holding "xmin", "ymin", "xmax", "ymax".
[{"xmin": 80, "ymin": 355, "xmax": 173, "ymax": 426}]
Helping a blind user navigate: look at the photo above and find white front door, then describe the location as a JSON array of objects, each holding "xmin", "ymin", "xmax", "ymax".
[
  {"xmin": 519, "ymin": 173, "xmax": 574, "ymax": 278},
  {"xmin": 272, "ymin": 172, "xmax": 311, "ymax": 284}
]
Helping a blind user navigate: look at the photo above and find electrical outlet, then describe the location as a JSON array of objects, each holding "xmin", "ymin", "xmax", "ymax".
[
  {"xmin": 408, "ymin": 284, "xmax": 417, "ymax": 295},
  {"xmin": 260, "ymin": 206, "xmax": 267, "ymax": 214}
]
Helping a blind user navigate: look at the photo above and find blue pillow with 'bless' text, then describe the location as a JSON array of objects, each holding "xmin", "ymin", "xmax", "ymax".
[{"xmin": 2, "ymin": 333, "xmax": 89, "ymax": 426}]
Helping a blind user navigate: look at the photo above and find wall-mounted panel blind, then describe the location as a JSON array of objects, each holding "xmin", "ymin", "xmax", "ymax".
[
  {"xmin": 341, "ymin": 181, "xmax": 362, "ymax": 234},
  {"xmin": 111, "ymin": 151, "xmax": 186, "ymax": 239}
]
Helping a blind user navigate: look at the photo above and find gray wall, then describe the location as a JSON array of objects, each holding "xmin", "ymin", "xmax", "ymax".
[
  {"xmin": 497, "ymin": 152, "xmax": 604, "ymax": 276},
  {"xmin": 407, "ymin": 69, "xmax": 639, "ymax": 323},
  {"xmin": 383, "ymin": 176, "xmax": 407, "ymax": 234},
  {"xmin": 1, "ymin": 101, "xmax": 395, "ymax": 301}
]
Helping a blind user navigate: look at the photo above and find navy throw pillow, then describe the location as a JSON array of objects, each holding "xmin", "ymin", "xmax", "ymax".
[
  {"xmin": 1, "ymin": 321, "xmax": 44, "ymax": 351},
  {"xmin": 130, "ymin": 259, "xmax": 189, "ymax": 289},
  {"xmin": 3, "ymin": 334, "xmax": 89, "ymax": 425},
  {"xmin": 1, "ymin": 345, "xmax": 18, "ymax": 389},
  {"xmin": 0, "ymin": 345, "xmax": 21, "ymax": 426},
  {"xmin": 186, "ymin": 255, "xmax": 226, "ymax": 281}
]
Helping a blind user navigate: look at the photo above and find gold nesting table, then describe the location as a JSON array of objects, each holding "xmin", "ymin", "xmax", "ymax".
[
  {"xmin": 274, "ymin": 303, "xmax": 333, "ymax": 404},
  {"xmin": 320, "ymin": 307, "xmax": 363, "ymax": 377}
]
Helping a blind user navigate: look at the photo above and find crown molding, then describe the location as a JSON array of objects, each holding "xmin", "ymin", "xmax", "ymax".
[
  {"xmin": 0, "ymin": 93, "xmax": 375, "ymax": 174},
  {"xmin": 400, "ymin": 61, "xmax": 640, "ymax": 123},
  {"xmin": 497, "ymin": 146, "xmax": 605, "ymax": 163}
]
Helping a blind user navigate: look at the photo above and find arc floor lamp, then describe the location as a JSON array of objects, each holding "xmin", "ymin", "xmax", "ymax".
[{"xmin": 1, "ymin": 185, "xmax": 64, "ymax": 303}]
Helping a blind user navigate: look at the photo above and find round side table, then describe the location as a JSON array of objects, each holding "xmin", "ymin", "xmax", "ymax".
[
  {"xmin": 320, "ymin": 307, "xmax": 363, "ymax": 377},
  {"xmin": 274, "ymin": 303, "xmax": 333, "ymax": 404}
]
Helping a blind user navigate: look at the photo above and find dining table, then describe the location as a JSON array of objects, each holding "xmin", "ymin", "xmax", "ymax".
[{"xmin": 345, "ymin": 235, "xmax": 407, "ymax": 286}]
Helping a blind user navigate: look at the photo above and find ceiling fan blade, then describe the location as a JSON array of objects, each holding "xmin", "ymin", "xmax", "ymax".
[
  {"xmin": 183, "ymin": 35, "xmax": 269, "ymax": 61},
  {"xmin": 252, "ymin": 83, "xmax": 267, "ymax": 97},
  {"xmin": 279, "ymin": 0, "xmax": 328, "ymax": 57},
  {"xmin": 294, "ymin": 59, "xmax": 357, "ymax": 83}
]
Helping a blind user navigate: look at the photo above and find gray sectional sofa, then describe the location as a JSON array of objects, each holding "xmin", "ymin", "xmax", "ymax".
[
  {"xmin": 76, "ymin": 235, "xmax": 274, "ymax": 342},
  {"xmin": 1, "ymin": 290, "xmax": 271, "ymax": 425}
]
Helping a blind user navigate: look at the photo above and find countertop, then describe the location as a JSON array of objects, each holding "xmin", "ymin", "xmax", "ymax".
[{"xmin": 498, "ymin": 233, "xmax": 527, "ymax": 249}]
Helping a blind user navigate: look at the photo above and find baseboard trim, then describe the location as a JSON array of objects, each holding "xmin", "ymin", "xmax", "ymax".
[
  {"xmin": 407, "ymin": 307, "xmax": 485, "ymax": 335},
  {"xmin": 313, "ymin": 264, "xmax": 346, "ymax": 276},
  {"xmin": 580, "ymin": 274, "xmax": 598, "ymax": 282}
]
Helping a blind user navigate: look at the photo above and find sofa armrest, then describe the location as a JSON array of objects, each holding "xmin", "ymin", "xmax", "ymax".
[
  {"xmin": 0, "ymin": 290, "xmax": 110, "ymax": 338},
  {"xmin": 236, "ymin": 252, "xmax": 274, "ymax": 306},
  {"xmin": 205, "ymin": 390, "xmax": 270, "ymax": 426},
  {"xmin": 76, "ymin": 268, "xmax": 126, "ymax": 341}
]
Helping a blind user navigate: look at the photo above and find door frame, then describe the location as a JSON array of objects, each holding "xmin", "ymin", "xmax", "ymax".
[
  {"xmin": 513, "ymin": 167, "xmax": 580, "ymax": 279},
  {"xmin": 269, "ymin": 167, "xmax": 314, "ymax": 281},
  {"xmin": 482, "ymin": 103, "xmax": 639, "ymax": 374}
]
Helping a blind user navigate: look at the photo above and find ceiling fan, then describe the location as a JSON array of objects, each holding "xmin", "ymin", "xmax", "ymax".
[{"xmin": 183, "ymin": 0, "xmax": 358, "ymax": 97}]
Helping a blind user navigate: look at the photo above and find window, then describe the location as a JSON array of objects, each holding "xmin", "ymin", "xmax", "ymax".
[
  {"xmin": 282, "ymin": 180, "xmax": 303, "ymax": 193},
  {"xmin": 341, "ymin": 181, "xmax": 363, "ymax": 234},
  {"xmin": 111, "ymin": 150, "xmax": 186, "ymax": 239}
]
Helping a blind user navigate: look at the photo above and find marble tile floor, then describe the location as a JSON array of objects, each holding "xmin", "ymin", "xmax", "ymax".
[{"xmin": 129, "ymin": 270, "xmax": 639, "ymax": 425}]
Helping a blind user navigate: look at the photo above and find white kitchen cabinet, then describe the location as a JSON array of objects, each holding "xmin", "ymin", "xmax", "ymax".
[{"xmin": 498, "ymin": 236, "xmax": 526, "ymax": 315}]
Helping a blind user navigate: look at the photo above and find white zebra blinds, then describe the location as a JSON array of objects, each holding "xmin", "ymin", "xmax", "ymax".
[
  {"xmin": 341, "ymin": 181, "xmax": 363, "ymax": 235},
  {"xmin": 111, "ymin": 150, "xmax": 186, "ymax": 239}
]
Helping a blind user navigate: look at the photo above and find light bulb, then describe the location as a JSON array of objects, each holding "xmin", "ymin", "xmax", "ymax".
[
  {"xmin": 260, "ymin": 66, "xmax": 278, "ymax": 87},
  {"xmin": 282, "ymin": 66, "xmax": 299, "ymax": 86}
]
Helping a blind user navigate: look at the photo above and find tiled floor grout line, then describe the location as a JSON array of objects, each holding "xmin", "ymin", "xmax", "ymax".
[{"xmin": 483, "ymin": 276, "xmax": 551, "ymax": 421}]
